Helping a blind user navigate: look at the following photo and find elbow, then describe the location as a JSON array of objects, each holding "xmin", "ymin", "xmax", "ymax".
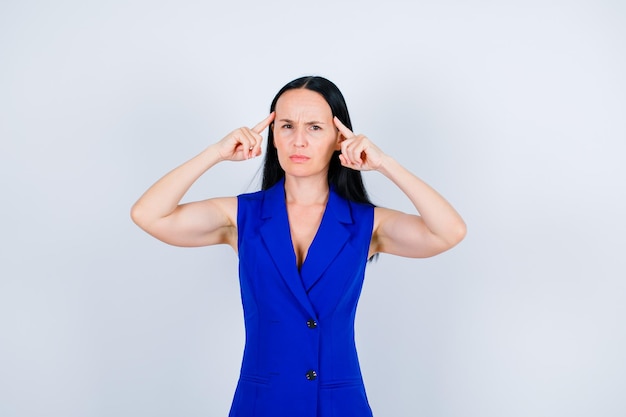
[
  {"xmin": 130, "ymin": 203, "xmax": 140, "ymax": 224},
  {"xmin": 433, "ymin": 220, "xmax": 466, "ymax": 254},
  {"xmin": 448, "ymin": 220, "xmax": 467, "ymax": 248},
  {"xmin": 130, "ymin": 202, "xmax": 148, "ymax": 229}
]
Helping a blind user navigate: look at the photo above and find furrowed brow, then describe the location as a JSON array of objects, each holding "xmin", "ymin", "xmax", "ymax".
[{"xmin": 278, "ymin": 119, "xmax": 326, "ymax": 125}]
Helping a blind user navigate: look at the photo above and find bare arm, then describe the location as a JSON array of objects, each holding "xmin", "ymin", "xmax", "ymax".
[
  {"xmin": 130, "ymin": 113, "xmax": 275, "ymax": 249},
  {"xmin": 334, "ymin": 117, "xmax": 466, "ymax": 258},
  {"xmin": 371, "ymin": 157, "xmax": 466, "ymax": 258}
]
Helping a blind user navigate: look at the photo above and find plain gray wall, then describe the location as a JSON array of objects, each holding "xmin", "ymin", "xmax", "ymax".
[{"xmin": 1, "ymin": 1, "xmax": 625, "ymax": 416}]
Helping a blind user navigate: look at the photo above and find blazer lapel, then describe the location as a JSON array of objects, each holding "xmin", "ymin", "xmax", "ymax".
[
  {"xmin": 300, "ymin": 187, "xmax": 352, "ymax": 292},
  {"xmin": 259, "ymin": 178, "xmax": 317, "ymax": 318}
]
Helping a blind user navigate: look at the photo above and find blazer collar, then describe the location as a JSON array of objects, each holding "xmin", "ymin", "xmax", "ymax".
[
  {"xmin": 259, "ymin": 177, "xmax": 353, "ymax": 316},
  {"xmin": 261, "ymin": 177, "xmax": 353, "ymax": 223}
]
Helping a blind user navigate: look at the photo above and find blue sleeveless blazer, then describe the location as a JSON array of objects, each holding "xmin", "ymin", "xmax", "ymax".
[{"xmin": 230, "ymin": 177, "xmax": 375, "ymax": 417}]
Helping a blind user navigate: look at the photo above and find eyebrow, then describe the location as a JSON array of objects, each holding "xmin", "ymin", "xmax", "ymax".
[{"xmin": 278, "ymin": 119, "xmax": 326, "ymax": 125}]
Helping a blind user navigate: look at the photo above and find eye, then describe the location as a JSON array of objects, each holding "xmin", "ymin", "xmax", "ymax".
[
  {"xmin": 281, "ymin": 124, "xmax": 293, "ymax": 129},
  {"xmin": 310, "ymin": 125, "xmax": 321, "ymax": 131}
]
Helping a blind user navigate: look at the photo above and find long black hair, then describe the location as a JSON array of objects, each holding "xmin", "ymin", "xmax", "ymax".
[{"xmin": 261, "ymin": 76, "xmax": 373, "ymax": 205}]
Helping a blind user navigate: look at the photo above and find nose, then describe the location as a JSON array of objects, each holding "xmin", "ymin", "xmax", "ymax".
[{"xmin": 293, "ymin": 127, "xmax": 307, "ymax": 148}]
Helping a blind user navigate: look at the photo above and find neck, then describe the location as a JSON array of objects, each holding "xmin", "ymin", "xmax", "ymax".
[{"xmin": 284, "ymin": 174, "xmax": 329, "ymax": 206}]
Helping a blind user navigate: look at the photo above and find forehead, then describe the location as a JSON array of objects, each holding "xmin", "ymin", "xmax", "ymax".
[{"xmin": 275, "ymin": 89, "xmax": 332, "ymax": 119}]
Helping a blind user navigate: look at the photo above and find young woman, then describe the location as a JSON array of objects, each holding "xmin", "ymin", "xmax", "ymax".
[{"xmin": 131, "ymin": 76, "xmax": 466, "ymax": 417}]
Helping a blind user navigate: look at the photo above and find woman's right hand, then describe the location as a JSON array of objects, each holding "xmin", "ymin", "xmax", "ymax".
[{"xmin": 216, "ymin": 112, "xmax": 275, "ymax": 161}]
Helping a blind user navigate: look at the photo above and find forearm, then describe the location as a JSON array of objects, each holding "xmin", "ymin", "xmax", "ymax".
[
  {"xmin": 377, "ymin": 155, "xmax": 466, "ymax": 245},
  {"xmin": 131, "ymin": 145, "xmax": 223, "ymax": 226}
]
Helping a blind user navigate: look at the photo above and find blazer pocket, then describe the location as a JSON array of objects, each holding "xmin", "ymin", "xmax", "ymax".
[
  {"xmin": 318, "ymin": 380, "xmax": 373, "ymax": 417},
  {"xmin": 319, "ymin": 378, "xmax": 364, "ymax": 389},
  {"xmin": 239, "ymin": 373, "xmax": 271, "ymax": 385}
]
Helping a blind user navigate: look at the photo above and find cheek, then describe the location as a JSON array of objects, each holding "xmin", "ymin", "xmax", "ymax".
[
  {"xmin": 318, "ymin": 133, "xmax": 340, "ymax": 151},
  {"xmin": 273, "ymin": 129, "xmax": 294, "ymax": 144},
  {"xmin": 272, "ymin": 132, "xmax": 286, "ymax": 149}
]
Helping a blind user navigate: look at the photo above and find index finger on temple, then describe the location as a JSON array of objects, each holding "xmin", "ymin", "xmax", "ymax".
[
  {"xmin": 333, "ymin": 116, "xmax": 353, "ymax": 138},
  {"xmin": 252, "ymin": 112, "xmax": 276, "ymax": 134}
]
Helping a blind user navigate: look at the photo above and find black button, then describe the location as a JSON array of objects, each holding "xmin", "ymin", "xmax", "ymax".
[
  {"xmin": 305, "ymin": 370, "xmax": 317, "ymax": 381},
  {"xmin": 306, "ymin": 319, "xmax": 318, "ymax": 329}
]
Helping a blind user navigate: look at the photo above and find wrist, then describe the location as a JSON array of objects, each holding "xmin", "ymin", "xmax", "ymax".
[
  {"xmin": 376, "ymin": 154, "xmax": 396, "ymax": 175},
  {"xmin": 201, "ymin": 144, "xmax": 226, "ymax": 165}
]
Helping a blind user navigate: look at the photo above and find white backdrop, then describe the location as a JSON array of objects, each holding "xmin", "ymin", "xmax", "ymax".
[{"xmin": 1, "ymin": 1, "xmax": 625, "ymax": 416}]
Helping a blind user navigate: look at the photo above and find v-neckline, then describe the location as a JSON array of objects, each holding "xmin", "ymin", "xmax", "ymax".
[
  {"xmin": 258, "ymin": 177, "xmax": 354, "ymax": 297},
  {"xmin": 286, "ymin": 197, "xmax": 330, "ymax": 272}
]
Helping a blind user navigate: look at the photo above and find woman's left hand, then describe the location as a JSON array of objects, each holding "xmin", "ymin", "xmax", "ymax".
[{"xmin": 334, "ymin": 117, "xmax": 385, "ymax": 171}]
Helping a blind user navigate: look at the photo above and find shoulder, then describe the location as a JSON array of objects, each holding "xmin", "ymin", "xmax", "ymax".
[
  {"xmin": 237, "ymin": 189, "xmax": 265, "ymax": 202},
  {"xmin": 330, "ymin": 191, "xmax": 374, "ymax": 229},
  {"xmin": 236, "ymin": 189, "xmax": 266, "ymax": 226},
  {"xmin": 348, "ymin": 199, "xmax": 375, "ymax": 220},
  {"xmin": 238, "ymin": 179, "xmax": 284, "ymax": 211},
  {"xmin": 349, "ymin": 199, "xmax": 375, "ymax": 210},
  {"xmin": 330, "ymin": 186, "xmax": 374, "ymax": 217},
  {"xmin": 237, "ymin": 189, "xmax": 266, "ymax": 214}
]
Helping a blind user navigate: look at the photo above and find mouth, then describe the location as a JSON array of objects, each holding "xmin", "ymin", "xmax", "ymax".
[{"xmin": 289, "ymin": 154, "xmax": 310, "ymax": 163}]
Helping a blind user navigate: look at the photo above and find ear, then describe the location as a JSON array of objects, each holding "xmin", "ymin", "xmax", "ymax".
[
  {"xmin": 334, "ymin": 129, "xmax": 343, "ymax": 151},
  {"xmin": 270, "ymin": 123, "xmax": 276, "ymax": 148}
]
